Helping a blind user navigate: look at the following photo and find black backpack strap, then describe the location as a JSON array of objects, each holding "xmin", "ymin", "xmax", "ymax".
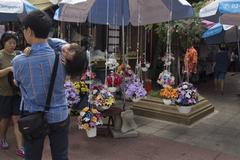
[{"xmin": 45, "ymin": 52, "xmax": 60, "ymax": 112}]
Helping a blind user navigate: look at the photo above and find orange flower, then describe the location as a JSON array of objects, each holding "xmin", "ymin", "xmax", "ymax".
[{"xmin": 160, "ymin": 85, "xmax": 178, "ymax": 99}]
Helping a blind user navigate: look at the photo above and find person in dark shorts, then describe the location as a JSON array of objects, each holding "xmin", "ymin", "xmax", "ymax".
[
  {"xmin": 214, "ymin": 44, "xmax": 229, "ymax": 95},
  {"xmin": 0, "ymin": 31, "xmax": 24, "ymax": 157}
]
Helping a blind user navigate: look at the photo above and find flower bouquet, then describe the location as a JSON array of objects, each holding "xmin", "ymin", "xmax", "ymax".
[
  {"xmin": 73, "ymin": 81, "xmax": 89, "ymax": 95},
  {"xmin": 160, "ymin": 85, "xmax": 178, "ymax": 105},
  {"xmin": 157, "ymin": 70, "xmax": 175, "ymax": 87},
  {"xmin": 64, "ymin": 81, "xmax": 80, "ymax": 107},
  {"xmin": 81, "ymin": 69, "xmax": 96, "ymax": 84},
  {"xmin": 175, "ymin": 82, "xmax": 198, "ymax": 113},
  {"xmin": 91, "ymin": 85, "xmax": 115, "ymax": 111},
  {"xmin": 124, "ymin": 75, "xmax": 147, "ymax": 102},
  {"xmin": 78, "ymin": 107, "xmax": 103, "ymax": 137},
  {"xmin": 107, "ymin": 71, "xmax": 122, "ymax": 92},
  {"xmin": 116, "ymin": 64, "xmax": 133, "ymax": 80}
]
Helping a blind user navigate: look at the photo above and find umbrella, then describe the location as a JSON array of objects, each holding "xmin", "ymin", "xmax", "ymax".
[
  {"xmin": 54, "ymin": 0, "xmax": 194, "ymax": 26},
  {"xmin": 202, "ymin": 23, "xmax": 240, "ymax": 45},
  {"xmin": 199, "ymin": 0, "xmax": 240, "ymax": 26},
  {"xmin": 0, "ymin": 0, "xmax": 37, "ymax": 22}
]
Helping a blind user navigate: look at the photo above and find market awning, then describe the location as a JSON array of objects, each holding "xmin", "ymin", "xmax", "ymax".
[{"xmin": 28, "ymin": 0, "xmax": 58, "ymax": 10}]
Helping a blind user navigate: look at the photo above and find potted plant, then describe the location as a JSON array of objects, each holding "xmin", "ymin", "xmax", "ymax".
[
  {"xmin": 78, "ymin": 107, "xmax": 103, "ymax": 138},
  {"xmin": 160, "ymin": 85, "xmax": 178, "ymax": 105},
  {"xmin": 175, "ymin": 82, "xmax": 198, "ymax": 113}
]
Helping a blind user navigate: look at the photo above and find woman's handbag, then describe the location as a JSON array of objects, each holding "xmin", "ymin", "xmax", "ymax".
[{"xmin": 18, "ymin": 53, "xmax": 59, "ymax": 140}]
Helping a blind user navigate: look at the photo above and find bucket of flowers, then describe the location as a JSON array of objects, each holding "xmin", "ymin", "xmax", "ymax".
[
  {"xmin": 160, "ymin": 85, "xmax": 178, "ymax": 105},
  {"xmin": 124, "ymin": 75, "xmax": 147, "ymax": 102},
  {"xmin": 91, "ymin": 85, "xmax": 115, "ymax": 111},
  {"xmin": 64, "ymin": 80, "xmax": 80, "ymax": 108},
  {"xmin": 157, "ymin": 70, "xmax": 175, "ymax": 87},
  {"xmin": 175, "ymin": 82, "xmax": 198, "ymax": 113},
  {"xmin": 81, "ymin": 69, "xmax": 96, "ymax": 84},
  {"xmin": 78, "ymin": 106, "xmax": 103, "ymax": 138},
  {"xmin": 107, "ymin": 71, "xmax": 122, "ymax": 93}
]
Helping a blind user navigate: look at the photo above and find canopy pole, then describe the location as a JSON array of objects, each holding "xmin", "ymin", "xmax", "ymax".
[{"xmin": 121, "ymin": 0, "xmax": 126, "ymax": 111}]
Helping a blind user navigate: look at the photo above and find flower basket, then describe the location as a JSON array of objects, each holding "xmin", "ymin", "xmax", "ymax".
[
  {"xmin": 81, "ymin": 69, "xmax": 96, "ymax": 83},
  {"xmin": 123, "ymin": 75, "xmax": 147, "ymax": 102},
  {"xmin": 78, "ymin": 107, "xmax": 102, "ymax": 135},
  {"xmin": 177, "ymin": 106, "xmax": 192, "ymax": 114},
  {"xmin": 160, "ymin": 85, "xmax": 178, "ymax": 105},
  {"xmin": 132, "ymin": 97, "xmax": 141, "ymax": 102},
  {"xmin": 86, "ymin": 127, "xmax": 97, "ymax": 138},
  {"xmin": 157, "ymin": 70, "xmax": 175, "ymax": 87},
  {"xmin": 64, "ymin": 81, "xmax": 80, "ymax": 107},
  {"xmin": 91, "ymin": 85, "xmax": 115, "ymax": 111},
  {"xmin": 163, "ymin": 99, "xmax": 172, "ymax": 105},
  {"xmin": 175, "ymin": 82, "xmax": 198, "ymax": 112},
  {"xmin": 107, "ymin": 72, "xmax": 122, "ymax": 92},
  {"xmin": 107, "ymin": 87, "xmax": 117, "ymax": 93}
]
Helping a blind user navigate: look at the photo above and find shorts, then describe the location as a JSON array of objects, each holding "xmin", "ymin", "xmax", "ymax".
[
  {"xmin": 214, "ymin": 71, "xmax": 226, "ymax": 80},
  {"xmin": 0, "ymin": 95, "xmax": 21, "ymax": 118}
]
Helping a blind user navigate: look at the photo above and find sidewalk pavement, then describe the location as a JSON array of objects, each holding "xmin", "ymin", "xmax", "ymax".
[{"xmin": 1, "ymin": 73, "xmax": 240, "ymax": 160}]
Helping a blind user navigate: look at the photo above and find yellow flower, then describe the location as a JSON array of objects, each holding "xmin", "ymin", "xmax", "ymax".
[
  {"xmin": 82, "ymin": 123, "xmax": 89, "ymax": 130},
  {"xmin": 91, "ymin": 109, "xmax": 98, "ymax": 114},
  {"xmin": 91, "ymin": 116, "xmax": 97, "ymax": 123}
]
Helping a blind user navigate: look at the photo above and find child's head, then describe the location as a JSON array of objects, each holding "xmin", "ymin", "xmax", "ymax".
[
  {"xmin": 22, "ymin": 10, "xmax": 52, "ymax": 44},
  {"xmin": 62, "ymin": 43, "xmax": 88, "ymax": 76}
]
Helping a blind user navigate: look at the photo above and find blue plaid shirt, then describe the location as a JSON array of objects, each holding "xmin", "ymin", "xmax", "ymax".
[{"xmin": 12, "ymin": 39, "xmax": 68, "ymax": 123}]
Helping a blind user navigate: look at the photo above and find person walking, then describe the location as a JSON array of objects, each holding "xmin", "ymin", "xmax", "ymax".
[
  {"xmin": 0, "ymin": 31, "xmax": 24, "ymax": 157},
  {"xmin": 214, "ymin": 44, "xmax": 229, "ymax": 95}
]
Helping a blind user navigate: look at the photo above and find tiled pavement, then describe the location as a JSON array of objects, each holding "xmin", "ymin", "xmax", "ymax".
[{"xmin": 1, "ymin": 73, "xmax": 240, "ymax": 160}]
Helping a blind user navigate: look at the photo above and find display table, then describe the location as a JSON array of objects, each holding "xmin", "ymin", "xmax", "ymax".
[{"xmin": 132, "ymin": 96, "xmax": 214, "ymax": 125}]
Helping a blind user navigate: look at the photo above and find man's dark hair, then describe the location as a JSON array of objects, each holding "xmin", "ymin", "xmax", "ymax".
[
  {"xmin": 65, "ymin": 45, "xmax": 88, "ymax": 76},
  {"xmin": 1, "ymin": 31, "xmax": 18, "ymax": 47},
  {"xmin": 22, "ymin": 10, "xmax": 52, "ymax": 39}
]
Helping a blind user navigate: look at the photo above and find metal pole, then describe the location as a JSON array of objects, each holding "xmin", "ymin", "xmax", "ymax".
[{"xmin": 122, "ymin": 0, "xmax": 126, "ymax": 111}]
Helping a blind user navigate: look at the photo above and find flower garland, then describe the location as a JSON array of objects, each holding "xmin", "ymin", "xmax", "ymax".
[
  {"xmin": 124, "ymin": 75, "xmax": 147, "ymax": 102},
  {"xmin": 160, "ymin": 85, "xmax": 178, "ymax": 100},
  {"xmin": 91, "ymin": 85, "xmax": 115, "ymax": 110},
  {"xmin": 176, "ymin": 82, "xmax": 198, "ymax": 106},
  {"xmin": 157, "ymin": 70, "xmax": 175, "ymax": 87},
  {"xmin": 78, "ymin": 107, "xmax": 103, "ymax": 130},
  {"xmin": 64, "ymin": 81, "xmax": 80, "ymax": 107}
]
